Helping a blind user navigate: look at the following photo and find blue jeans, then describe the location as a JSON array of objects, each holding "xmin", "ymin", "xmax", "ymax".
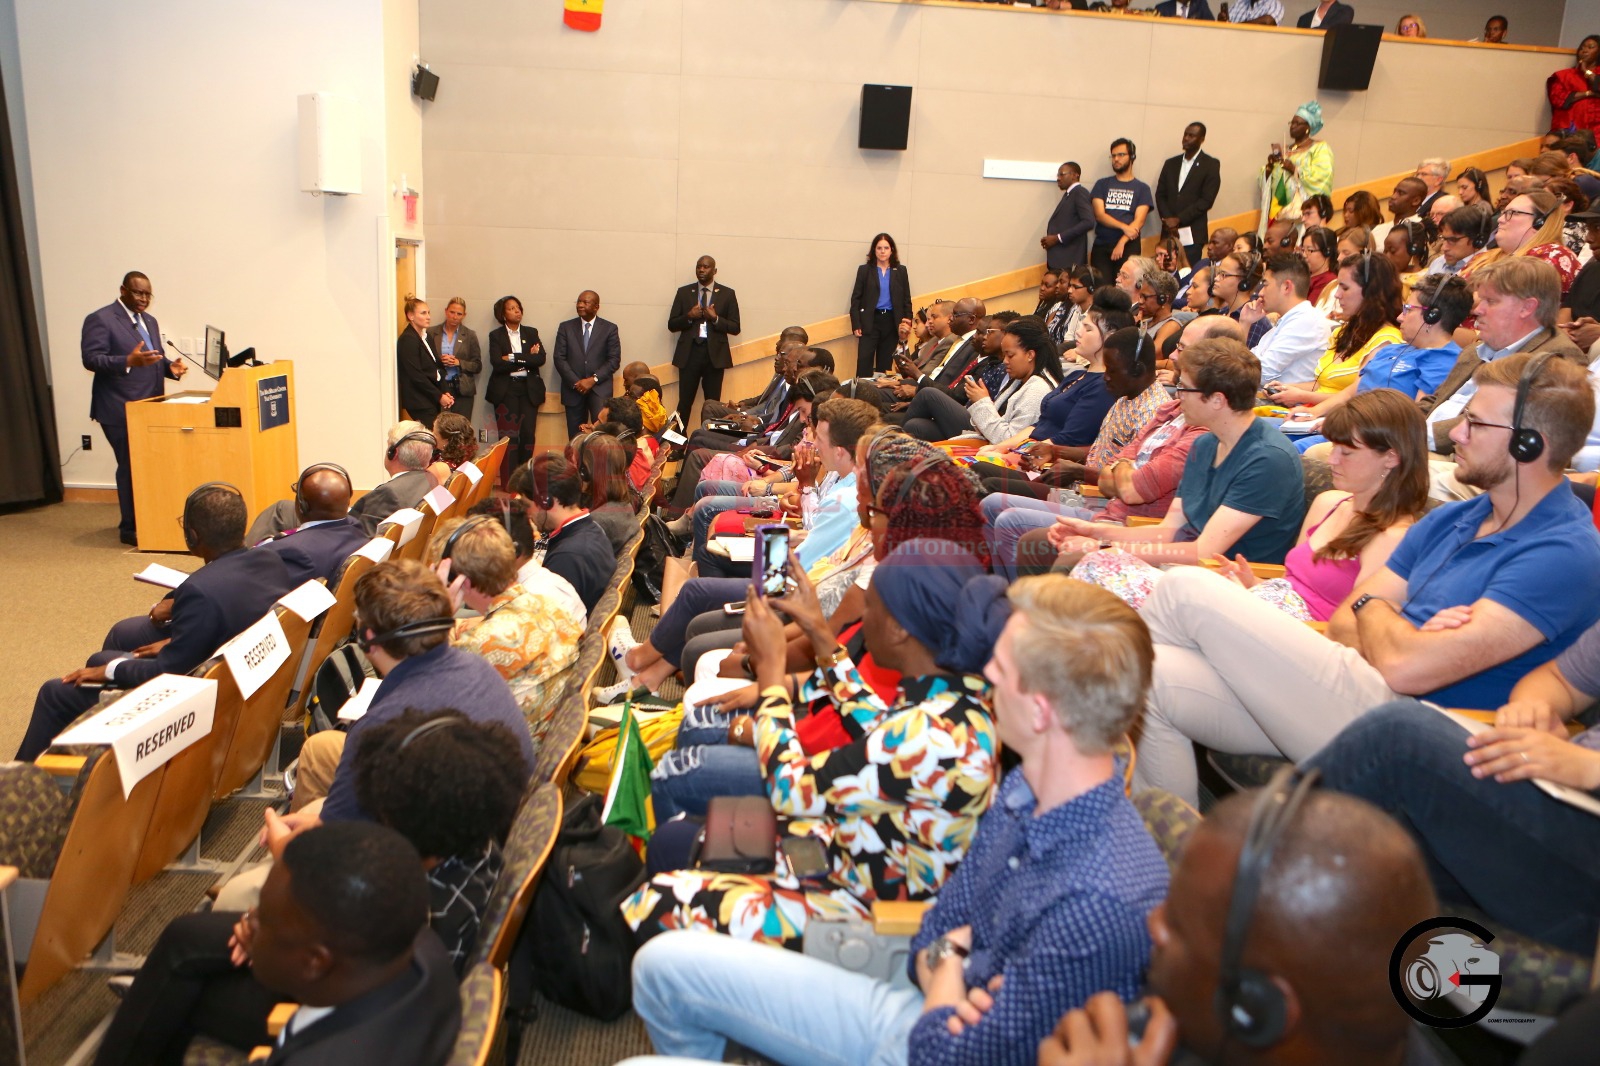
[
  {"xmin": 630, "ymin": 930, "xmax": 924, "ymax": 1066},
  {"xmin": 650, "ymin": 705, "xmax": 766, "ymax": 821},
  {"xmin": 981, "ymin": 492, "xmax": 1092, "ymax": 582},
  {"xmin": 653, "ymin": 579, "xmax": 750, "ymax": 665},
  {"xmin": 1305, "ymin": 700, "xmax": 1600, "ymax": 955}
]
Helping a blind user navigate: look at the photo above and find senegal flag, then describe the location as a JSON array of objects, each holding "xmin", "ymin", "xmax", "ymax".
[
  {"xmin": 563, "ymin": 0, "xmax": 603, "ymax": 32},
  {"xmin": 601, "ymin": 698, "xmax": 654, "ymax": 850}
]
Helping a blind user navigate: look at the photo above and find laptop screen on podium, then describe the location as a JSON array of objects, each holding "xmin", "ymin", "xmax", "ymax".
[{"xmin": 203, "ymin": 326, "xmax": 226, "ymax": 381}]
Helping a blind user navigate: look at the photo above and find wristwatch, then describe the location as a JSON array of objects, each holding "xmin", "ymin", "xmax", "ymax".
[
  {"xmin": 926, "ymin": 935, "xmax": 970, "ymax": 970},
  {"xmin": 815, "ymin": 643, "xmax": 849, "ymax": 670}
]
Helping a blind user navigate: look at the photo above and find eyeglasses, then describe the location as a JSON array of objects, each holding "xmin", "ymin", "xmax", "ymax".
[
  {"xmin": 1500, "ymin": 207, "xmax": 1538, "ymax": 220},
  {"xmin": 973, "ymin": 328, "xmax": 995, "ymax": 336},
  {"xmin": 1214, "ymin": 270, "xmax": 1244, "ymax": 280},
  {"xmin": 1439, "ymin": 233, "xmax": 1469, "ymax": 245},
  {"xmin": 1461, "ymin": 413, "xmax": 1515, "ymax": 436},
  {"xmin": 1173, "ymin": 383, "xmax": 1205, "ymax": 395},
  {"xmin": 865, "ymin": 503, "xmax": 891, "ymax": 520}
]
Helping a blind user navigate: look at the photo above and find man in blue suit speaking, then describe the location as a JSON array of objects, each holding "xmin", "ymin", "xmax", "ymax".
[{"xmin": 83, "ymin": 271, "xmax": 187, "ymax": 544}]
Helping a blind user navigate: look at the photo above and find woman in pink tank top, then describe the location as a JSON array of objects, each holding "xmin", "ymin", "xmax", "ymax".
[{"xmin": 1214, "ymin": 389, "xmax": 1430, "ymax": 620}]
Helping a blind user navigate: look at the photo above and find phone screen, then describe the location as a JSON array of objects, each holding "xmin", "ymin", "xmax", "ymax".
[{"xmin": 756, "ymin": 524, "xmax": 790, "ymax": 598}]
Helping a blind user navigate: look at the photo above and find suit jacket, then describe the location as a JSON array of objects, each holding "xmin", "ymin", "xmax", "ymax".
[
  {"xmin": 668, "ymin": 282, "xmax": 741, "ymax": 369},
  {"xmin": 1153, "ymin": 0, "xmax": 1214, "ymax": 16},
  {"xmin": 1418, "ymin": 328, "xmax": 1588, "ymax": 455},
  {"xmin": 1155, "ymin": 151, "xmax": 1222, "ymax": 248},
  {"xmin": 848, "ymin": 263, "xmax": 912, "ymax": 333},
  {"xmin": 396, "ymin": 329, "xmax": 445, "ymax": 422},
  {"xmin": 918, "ymin": 336, "xmax": 981, "ymax": 402},
  {"xmin": 1045, "ymin": 185, "xmax": 1096, "ymax": 271},
  {"xmin": 485, "ymin": 325, "xmax": 547, "ymax": 408},
  {"xmin": 552, "ymin": 316, "xmax": 622, "ymax": 405},
  {"xmin": 265, "ymin": 930, "xmax": 459, "ymax": 1066},
  {"xmin": 424, "ymin": 324, "xmax": 483, "ymax": 401},
  {"xmin": 83, "ymin": 301, "xmax": 179, "ymax": 425},
  {"xmin": 117, "ymin": 547, "xmax": 295, "ymax": 689},
  {"xmin": 259, "ymin": 516, "xmax": 371, "ymax": 585},
  {"xmin": 1295, "ymin": 1, "xmax": 1353, "ymax": 28},
  {"xmin": 349, "ymin": 470, "xmax": 434, "ymax": 536}
]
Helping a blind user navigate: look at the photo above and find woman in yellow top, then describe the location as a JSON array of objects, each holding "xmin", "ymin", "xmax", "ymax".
[
  {"xmin": 1258, "ymin": 101, "xmax": 1334, "ymax": 234},
  {"xmin": 1265, "ymin": 251, "xmax": 1403, "ymax": 405}
]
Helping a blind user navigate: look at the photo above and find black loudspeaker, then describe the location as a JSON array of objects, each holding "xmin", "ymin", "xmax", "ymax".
[
  {"xmin": 412, "ymin": 65, "xmax": 440, "ymax": 102},
  {"xmin": 1318, "ymin": 24, "xmax": 1383, "ymax": 91},
  {"xmin": 859, "ymin": 84, "xmax": 912, "ymax": 151}
]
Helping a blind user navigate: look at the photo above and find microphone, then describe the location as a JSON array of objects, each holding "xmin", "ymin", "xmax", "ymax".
[{"xmin": 163, "ymin": 335, "xmax": 194, "ymax": 360}]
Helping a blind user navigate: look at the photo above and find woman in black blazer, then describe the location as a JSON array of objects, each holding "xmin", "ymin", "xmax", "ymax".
[
  {"xmin": 484, "ymin": 294, "xmax": 545, "ymax": 484},
  {"xmin": 848, "ymin": 232, "xmax": 912, "ymax": 378},
  {"xmin": 396, "ymin": 296, "xmax": 450, "ymax": 427}
]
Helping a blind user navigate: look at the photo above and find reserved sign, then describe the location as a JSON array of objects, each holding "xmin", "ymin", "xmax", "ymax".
[
  {"xmin": 219, "ymin": 611, "xmax": 291, "ymax": 699},
  {"xmin": 56, "ymin": 674, "xmax": 218, "ymax": 798}
]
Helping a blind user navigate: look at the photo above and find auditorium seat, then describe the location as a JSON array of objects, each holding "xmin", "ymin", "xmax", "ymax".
[
  {"xmin": 291, "ymin": 549, "xmax": 382, "ymax": 728},
  {"xmin": 471, "ymin": 437, "xmax": 510, "ymax": 507},
  {"xmin": 213, "ymin": 604, "xmax": 314, "ymax": 800},
  {"xmin": 1131, "ymin": 789, "xmax": 1202, "ymax": 870},
  {"xmin": 395, "ymin": 495, "xmax": 450, "ymax": 564},
  {"xmin": 448, "ymin": 962, "xmax": 504, "ymax": 1066},
  {"xmin": 468, "ymin": 781, "xmax": 562, "ymax": 973}
]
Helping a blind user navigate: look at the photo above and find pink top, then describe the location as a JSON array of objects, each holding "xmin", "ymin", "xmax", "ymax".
[{"xmin": 1283, "ymin": 496, "xmax": 1361, "ymax": 621}]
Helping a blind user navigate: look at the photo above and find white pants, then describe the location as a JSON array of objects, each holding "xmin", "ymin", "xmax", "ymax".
[{"xmin": 1134, "ymin": 567, "xmax": 1397, "ymax": 804}]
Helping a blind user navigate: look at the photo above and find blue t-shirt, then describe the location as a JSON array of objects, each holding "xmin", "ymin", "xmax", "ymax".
[
  {"xmin": 1174, "ymin": 418, "xmax": 1306, "ymax": 564},
  {"xmin": 1358, "ymin": 341, "xmax": 1460, "ymax": 399},
  {"xmin": 1384, "ymin": 484, "xmax": 1600, "ymax": 709},
  {"xmin": 1090, "ymin": 177, "xmax": 1154, "ymax": 247},
  {"xmin": 1031, "ymin": 372, "xmax": 1115, "ymax": 446}
]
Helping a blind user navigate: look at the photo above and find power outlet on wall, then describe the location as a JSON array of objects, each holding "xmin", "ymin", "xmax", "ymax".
[
  {"xmin": 479, "ymin": 428, "xmax": 489, "ymax": 443},
  {"xmin": 81, "ymin": 434, "xmax": 92, "ymax": 451}
]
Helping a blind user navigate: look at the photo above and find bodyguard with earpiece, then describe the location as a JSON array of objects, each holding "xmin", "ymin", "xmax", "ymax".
[{"xmin": 17, "ymin": 482, "xmax": 296, "ymax": 760}]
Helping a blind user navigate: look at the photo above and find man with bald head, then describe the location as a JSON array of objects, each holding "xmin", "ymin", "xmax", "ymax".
[
  {"xmin": 1374, "ymin": 177, "xmax": 1428, "ymax": 249},
  {"xmin": 1040, "ymin": 777, "xmax": 1441, "ymax": 1066},
  {"xmin": 256, "ymin": 464, "xmax": 371, "ymax": 584},
  {"xmin": 668, "ymin": 255, "xmax": 741, "ymax": 425},
  {"xmin": 554, "ymin": 289, "xmax": 622, "ymax": 438},
  {"xmin": 895, "ymin": 297, "xmax": 988, "ymax": 402}
]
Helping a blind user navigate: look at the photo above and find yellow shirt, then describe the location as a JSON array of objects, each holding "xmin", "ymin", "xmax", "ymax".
[{"xmin": 1311, "ymin": 324, "xmax": 1403, "ymax": 394}]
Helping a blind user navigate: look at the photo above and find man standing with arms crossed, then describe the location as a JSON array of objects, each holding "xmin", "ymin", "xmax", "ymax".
[
  {"xmin": 1091, "ymin": 139, "xmax": 1154, "ymax": 285},
  {"xmin": 83, "ymin": 271, "xmax": 187, "ymax": 546}
]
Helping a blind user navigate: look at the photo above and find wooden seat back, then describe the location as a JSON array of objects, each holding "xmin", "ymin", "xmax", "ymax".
[
  {"xmin": 215, "ymin": 606, "xmax": 314, "ymax": 799},
  {"xmin": 395, "ymin": 497, "xmax": 447, "ymax": 564},
  {"xmin": 290, "ymin": 553, "xmax": 379, "ymax": 726},
  {"xmin": 473, "ymin": 437, "xmax": 510, "ymax": 502}
]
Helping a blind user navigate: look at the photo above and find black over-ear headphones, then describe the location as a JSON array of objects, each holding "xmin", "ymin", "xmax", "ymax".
[
  {"xmin": 1401, "ymin": 219, "xmax": 1428, "ymax": 264},
  {"xmin": 1356, "ymin": 245, "xmax": 1374, "ymax": 288},
  {"xmin": 293, "ymin": 463, "xmax": 352, "ymax": 512},
  {"xmin": 571, "ymin": 431, "xmax": 599, "ymax": 497},
  {"xmin": 1509, "ymin": 352, "xmax": 1555, "ymax": 464},
  {"xmin": 400, "ymin": 714, "xmax": 461, "ymax": 749},
  {"xmin": 890, "ymin": 453, "xmax": 948, "ymax": 512},
  {"xmin": 357, "ymin": 616, "xmax": 456, "ymax": 654},
  {"xmin": 387, "ymin": 430, "xmax": 440, "ymax": 464},
  {"xmin": 1129, "ymin": 334, "xmax": 1153, "ymax": 378},
  {"xmin": 1468, "ymin": 209, "xmax": 1495, "ymax": 249},
  {"xmin": 438, "ymin": 514, "xmax": 498, "ymax": 584},
  {"xmin": 1239, "ymin": 251, "xmax": 1264, "ymax": 291},
  {"xmin": 182, "ymin": 482, "xmax": 243, "ymax": 549},
  {"xmin": 1215, "ymin": 766, "xmax": 1321, "ymax": 1050}
]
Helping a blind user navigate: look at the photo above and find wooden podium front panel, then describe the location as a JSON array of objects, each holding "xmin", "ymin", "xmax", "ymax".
[{"xmin": 127, "ymin": 362, "xmax": 298, "ymax": 552}]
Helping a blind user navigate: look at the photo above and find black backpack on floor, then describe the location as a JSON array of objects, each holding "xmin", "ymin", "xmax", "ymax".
[{"xmin": 509, "ymin": 792, "xmax": 647, "ymax": 1023}]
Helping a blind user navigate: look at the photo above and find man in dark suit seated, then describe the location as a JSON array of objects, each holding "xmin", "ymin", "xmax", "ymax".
[
  {"xmin": 347, "ymin": 423, "xmax": 439, "ymax": 536},
  {"xmin": 553, "ymin": 289, "xmax": 623, "ymax": 438},
  {"xmin": 891, "ymin": 298, "xmax": 987, "ymax": 406},
  {"xmin": 510, "ymin": 452, "xmax": 616, "ymax": 613},
  {"xmin": 1152, "ymin": 0, "xmax": 1214, "ymax": 17},
  {"xmin": 248, "ymin": 823, "xmax": 460, "ymax": 1066},
  {"xmin": 18, "ymin": 483, "xmax": 295, "ymax": 760},
  {"xmin": 1295, "ymin": 0, "xmax": 1353, "ymax": 28},
  {"xmin": 257, "ymin": 464, "xmax": 370, "ymax": 585},
  {"xmin": 81, "ymin": 271, "xmax": 189, "ymax": 545},
  {"xmin": 700, "ymin": 326, "xmax": 810, "ymax": 428}
]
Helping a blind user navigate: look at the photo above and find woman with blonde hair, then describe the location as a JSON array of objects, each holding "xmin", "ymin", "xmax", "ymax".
[
  {"xmin": 1395, "ymin": 13, "xmax": 1426, "ymax": 37},
  {"xmin": 1471, "ymin": 188, "xmax": 1581, "ymax": 292}
]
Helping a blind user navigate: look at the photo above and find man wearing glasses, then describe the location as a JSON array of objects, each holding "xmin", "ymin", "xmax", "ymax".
[
  {"xmin": 1090, "ymin": 139, "xmax": 1154, "ymax": 286},
  {"xmin": 1417, "ymin": 258, "xmax": 1587, "ymax": 499},
  {"xmin": 896, "ymin": 297, "xmax": 987, "ymax": 402},
  {"xmin": 1424, "ymin": 204, "xmax": 1492, "ymax": 276}
]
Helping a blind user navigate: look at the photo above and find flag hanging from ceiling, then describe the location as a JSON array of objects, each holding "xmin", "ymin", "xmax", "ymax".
[{"xmin": 564, "ymin": 0, "xmax": 603, "ymax": 32}]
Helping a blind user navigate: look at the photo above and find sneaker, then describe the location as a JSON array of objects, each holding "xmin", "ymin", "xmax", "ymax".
[
  {"xmin": 607, "ymin": 616, "xmax": 640, "ymax": 685},
  {"xmin": 593, "ymin": 679, "xmax": 645, "ymax": 706},
  {"xmin": 107, "ymin": 975, "xmax": 135, "ymax": 999}
]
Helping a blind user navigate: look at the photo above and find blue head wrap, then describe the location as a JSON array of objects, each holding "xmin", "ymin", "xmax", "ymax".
[{"xmin": 872, "ymin": 538, "xmax": 1011, "ymax": 675}]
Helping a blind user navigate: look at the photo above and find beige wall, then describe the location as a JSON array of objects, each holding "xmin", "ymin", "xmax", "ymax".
[{"xmin": 420, "ymin": 0, "xmax": 1561, "ymax": 411}]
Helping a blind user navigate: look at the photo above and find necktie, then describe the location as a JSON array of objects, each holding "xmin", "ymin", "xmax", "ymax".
[
  {"xmin": 583, "ymin": 320, "xmax": 592, "ymax": 350},
  {"xmin": 133, "ymin": 313, "xmax": 155, "ymax": 352},
  {"xmin": 700, "ymin": 288, "xmax": 709, "ymax": 309}
]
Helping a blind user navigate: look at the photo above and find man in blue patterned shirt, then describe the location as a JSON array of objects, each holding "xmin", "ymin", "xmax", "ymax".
[{"xmin": 627, "ymin": 577, "xmax": 1170, "ymax": 1066}]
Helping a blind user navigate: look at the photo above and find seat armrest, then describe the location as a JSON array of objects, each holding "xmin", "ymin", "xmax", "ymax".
[
  {"xmin": 35, "ymin": 755, "xmax": 86, "ymax": 779},
  {"xmin": 872, "ymin": 900, "xmax": 929, "ymax": 937}
]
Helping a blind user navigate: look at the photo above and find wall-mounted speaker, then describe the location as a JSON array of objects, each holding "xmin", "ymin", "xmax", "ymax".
[
  {"xmin": 412, "ymin": 65, "xmax": 440, "ymax": 102},
  {"xmin": 1318, "ymin": 24, "xmax": 1383, "ymax": 91},
  {"xmin": 859, "ymin": 84, "xmax": 912, "ymax": 151}
]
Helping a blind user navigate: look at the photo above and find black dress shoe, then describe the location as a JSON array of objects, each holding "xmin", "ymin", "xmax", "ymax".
[{"xmin": 120, "ymin": 531, "xmax": 139, "ymax": 546}]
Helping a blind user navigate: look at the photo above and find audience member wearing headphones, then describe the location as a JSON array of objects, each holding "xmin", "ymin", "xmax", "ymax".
[
  {"xmin": 467, "ymin": 496, "xmax": 586, "ymax": 621},
  {"xmin": 1298, "ymin": 224, "xmax": 1339, "ymax": 302},
  {"xmin": 567, "ymin": 430, "xmax": 639, "ymax": 557},
  {"xmin": 348, "ymin": 422, "xmax": 441, "ymax": 536},
  {"xmin": 93, "ymin": 711, "xmax": 524, "ymax": 1065},
  {"xmin": 424, "ymin": 410, "xmax": 479, "ymax": 488},
  {"xmin": 1426, "ymin": 203, "xmax": 1495, "ymax": 278},
  {"xmin": 422, "ymin": 515, "xmax": 585, "ymax": 750},
  {"xmin": 1241, "ymin": 252, "xmax": 1334, "ymax": 386},
  {"xmin": 1477, "ymin": 188, "xmax": 1583, "ymax": 295},
  {"xmin": 1040, "ymin": 772, "xmax": 1440, "ymax": 1066},
  {"xmin": 17, "ymin": 482, "xmax": 296, "ymax": 760},
  {"xmin": 1131, "ymin": 353, "xmax": 1600, "ymax": 806},
  {"xmin": 1262, "ymin": 252, "xmax": 1404, "ymax": 406},
  {"xmin": 508, "ymin": 451, "xmax": 615, "ymax": 613},
  {"xmin": 626, "ymin": 577, "xmax": 1167, "ymax": 1066},
  {"xmin": 252, "ymin": 463, "xmax": 370, "ymax": 585},
  {"xmin": 1016, "ymin": 337, "xmax": 1306, "ymax": 583},
  {"xmin": 288, "ymin": 559, "xmax": 532, "ymax": 820}
]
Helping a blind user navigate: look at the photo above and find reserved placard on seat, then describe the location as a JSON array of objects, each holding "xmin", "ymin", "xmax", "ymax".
[
  {"xmin": 277, "ymin": 581, "xmax": 336, "ymax": 623},
  {"xmin": 378, "ymin": 508, "xmax": 424, "ymax": 545},
  {"xmin": 219, "ymin": 611, "xmax": 291, "ymax": 699},
  {"xmin": 354, "ymin": 536, "xmax": 395, "ymax": 564},
  {"xmin": 55, "ymin": 674, "xmax": 218, "ymax": 798},
  {"xmin": 457, "ymin": 460, "xmax": 483, "ymax": 487},
  {"xmin": 424, "ymin": 484, "xmax": 455, "ymax": 516}
]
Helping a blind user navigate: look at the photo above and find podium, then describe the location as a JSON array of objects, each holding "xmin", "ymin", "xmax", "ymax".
[{"xmin": 126, "ymin": 362, "xmax": 299, "ymax": 552}]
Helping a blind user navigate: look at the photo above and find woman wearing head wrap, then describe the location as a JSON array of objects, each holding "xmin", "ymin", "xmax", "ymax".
[
  {"xmin": 624, "ymin": 539, "xmax": 1007, "ymax": 950},
  {"xmin": 1259, "ymin": 101, "xmax": 1335, "ymax": 236}
]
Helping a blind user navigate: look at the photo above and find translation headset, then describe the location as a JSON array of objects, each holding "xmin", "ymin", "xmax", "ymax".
[
  {"xmin": 1526, "ymin": 201, "xmax": 1552, "ymax": 231},
  {"xmin": 1419, "ymin": 275, "xmax": 1467, "ymax": 328},
  {"xmin": 1400, "ymin": 219, "xmax": 1429, "ymax": 265},
  {"xmin": 1509, "ymin": 351, "xmax": 1555, "ymax": 464},
  {"xmin": 890, "ymin": 452, "xmax": 950, "ymax": 512},
  {"xmin": 357, "ymin": 616, "xmax": 456, "ymax": 654},
  {"xmin": 1214, "ymin": 766, "xmax": 1322, "ymax": 1050},
  {"xmin": 387, "ymin": 429, "xmax": 440, "ymax": 464},
  {"xmin": 571, "ymin": 431, "xmax": 600, "ymax": 498},
  {"xmin": 400, "ymin": 715, "xmax": 460, "ymax": 749},
  {"xmin": 293, "ymin": 462, "xmax": 352, "ymax": 512},
  {"xmin": 1466, "ymin": 209, "xmax": 1496, "ymax": 249},
  {"xmin": 181, "ymin": 482, "xmax": 243, "ymax": 549},
  {"xmin": 1238, "ymin": 251, "xmax": 1264, "ymax": 291},
  {"xmin": 1129, "ymin": 334, "xmax": 1153, "ymax": 378},
  {"xmin": 438, "ymin": 514, "xmax": 499, "ymax": 583}
]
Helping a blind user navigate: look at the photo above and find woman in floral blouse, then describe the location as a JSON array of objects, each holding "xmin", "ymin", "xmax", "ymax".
[{"xmin": 624, "ymin": 539, "xmax": 1011, "ymax": 950}]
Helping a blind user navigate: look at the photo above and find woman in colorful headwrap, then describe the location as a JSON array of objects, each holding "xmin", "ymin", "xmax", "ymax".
[
  {"xmin": 624, "ymin": 539, "xmax": 1007, "ymax": 950},
  {"xmin": 1259, "ymin": 102, "xmax": 1335, "ymax": 236}
]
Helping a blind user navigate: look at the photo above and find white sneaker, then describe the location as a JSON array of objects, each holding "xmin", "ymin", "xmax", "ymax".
[
  {"xmin": 593, "ymin": 679, "xmax": 643, "ymax": 706},
  {"xmin": 607, "ymin": 615, "xmax": 640, "ymax": 685}
]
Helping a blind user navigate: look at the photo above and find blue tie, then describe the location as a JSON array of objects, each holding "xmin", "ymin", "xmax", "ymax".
[{"xmin": 133, "ymin": 313, "xmax": 156, "ymax": 352}]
